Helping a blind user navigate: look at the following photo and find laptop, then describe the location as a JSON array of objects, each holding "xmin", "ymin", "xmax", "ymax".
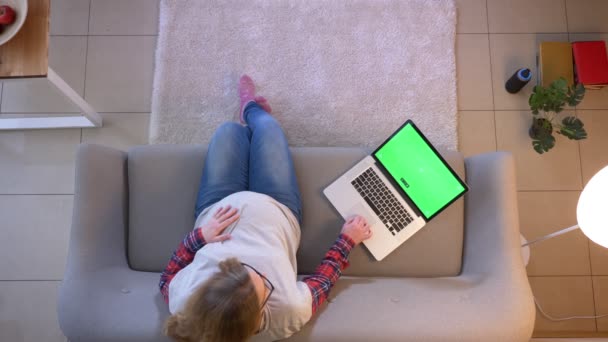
[{"xmin": 323, "ymin": 120, "xmax": 468, "ymax": 261}]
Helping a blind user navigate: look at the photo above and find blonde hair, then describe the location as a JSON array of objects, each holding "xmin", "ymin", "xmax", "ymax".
[{"xmin": 164, "ymin": 257, "xmax": 261, "ymax": 342}]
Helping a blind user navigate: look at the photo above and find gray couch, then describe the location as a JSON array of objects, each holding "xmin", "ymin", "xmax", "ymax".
[{"xmin": 58, "ymin": 143, "xmax": 535, "ymax": 342}]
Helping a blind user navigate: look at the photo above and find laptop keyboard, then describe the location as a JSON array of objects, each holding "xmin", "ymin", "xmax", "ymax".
[{"xmin": 351, "ymin": 168, "xmax": 414, "ymax": 236}]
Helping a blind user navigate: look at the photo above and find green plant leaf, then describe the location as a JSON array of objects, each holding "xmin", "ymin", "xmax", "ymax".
[
  {"xmin": 532, "ymin": 134, "xmax": 556, "ymax": 154},
  {"xmin": 529, "ymin": 86, "xmax": 543, "ymax": 113},
  {"xmin": 567, "ymin": 83, "xmax": 586, "ymax": 107},
  {"xmin": 559, "ymin": 116, "xmax": 588, "ymax": 140},
  {"xmin": 529, "ymin": 78, "xmax": 585, "ymax": 116},
  {"xmin": 553, "ymin": 78, "xmax": 568, "ymax": 93}
]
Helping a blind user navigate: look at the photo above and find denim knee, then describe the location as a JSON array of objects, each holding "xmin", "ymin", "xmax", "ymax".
[{"xmin": 215, "ymin": 121, "xmax": 244, "ymax": 136}]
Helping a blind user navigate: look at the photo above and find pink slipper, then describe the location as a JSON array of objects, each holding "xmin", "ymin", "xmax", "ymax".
[
  {"xmin": 239, "ymin": 75, "xmax": 256, "ymax": 124},
  {"xmin": 254, "ymin": 96, "xmax": 272, "ymax": 114},
  {"xmin": 238, "ymin": 75, "xmax": 272, "ymax": 124}
]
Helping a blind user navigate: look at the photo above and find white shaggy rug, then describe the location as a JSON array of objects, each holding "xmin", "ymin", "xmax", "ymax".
[{"xmin": 150, "ymin": 0, "xmax": 457, "ymax": 150}]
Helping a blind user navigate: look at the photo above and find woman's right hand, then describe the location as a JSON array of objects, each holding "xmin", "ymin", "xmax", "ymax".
[
  {"xmin": 340, "ymin": 215, "xmax": 373, "ymax": 245},
  {"xmin": 198, "ymin": 205, "xmax": 240, "ymax": 243}
]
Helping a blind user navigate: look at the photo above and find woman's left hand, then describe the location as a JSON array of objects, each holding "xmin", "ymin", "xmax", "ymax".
[{"xmin": 198, "ymin": 205, "xmax": 240, "ymax": 243}]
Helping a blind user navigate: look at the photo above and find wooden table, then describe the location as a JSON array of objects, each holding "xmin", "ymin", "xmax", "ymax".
[{"xmin": 0, "ymin": 0, "xmax": 101, "ymax": 130}]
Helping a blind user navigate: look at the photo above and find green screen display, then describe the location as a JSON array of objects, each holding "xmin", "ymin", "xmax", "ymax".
[{"xmin": 374, "ymin": 123, "xmax": 465, "ymax": 219}]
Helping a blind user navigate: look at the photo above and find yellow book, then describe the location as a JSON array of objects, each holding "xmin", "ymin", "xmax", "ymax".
[{"xmin": 539, "ymin": 42, "xmax": 574, "ymax": 87}]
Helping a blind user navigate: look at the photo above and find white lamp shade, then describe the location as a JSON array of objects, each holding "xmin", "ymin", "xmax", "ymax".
[{"xmin": 577, "ymin": 165, "xmax": 608, "ymax": 248}]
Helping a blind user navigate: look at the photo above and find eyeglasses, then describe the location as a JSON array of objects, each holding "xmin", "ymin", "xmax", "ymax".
[{"xmin": 241, "ymin": 263, "xmax": 275, "ymax": 310}]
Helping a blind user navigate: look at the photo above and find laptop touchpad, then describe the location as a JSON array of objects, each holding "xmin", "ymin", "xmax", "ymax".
[{"xmin": 345, "ymin": 202, "xmax": 378, "ymax": 227}]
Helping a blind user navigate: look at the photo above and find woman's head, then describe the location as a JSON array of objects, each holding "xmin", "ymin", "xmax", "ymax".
[{"xmin": 164, "ymin": 257, "xmax": 269, "ymax": 342}]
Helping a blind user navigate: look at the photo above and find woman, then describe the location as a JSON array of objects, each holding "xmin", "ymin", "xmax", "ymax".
[{"xmin": 159, "ymin": 75, "xmax": 372, "ymax": 342}]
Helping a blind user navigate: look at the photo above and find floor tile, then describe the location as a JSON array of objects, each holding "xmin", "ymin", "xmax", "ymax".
[
  {"xmin": 0, "ymin": 129, "xmax": 80, "ymax": 194},
  {"xmin": 50, "ymin": 0, "xmax": 90, "ymax": 35},
  {"xmin": 487, "ymin": 0, "xmax": 567, "ymax": 33},
  {"xmin": 519, "ymin": 191, "xmax": 590, "ymax": 276},
  {"xmin": 456, "ymin": 34, "xmax": 493, "ymax": 110},
  {"xmin": 529, "ymin": 276, "xmax": 596, "ymax": 333},
  {"xmin": 568, "ymin": 34, "xmax": 608, "ymax": 110},
  {"xmin": 82, "ymin": 113, "xmax": 150, "ymax": 151},
  {"xmin": 566, "ymin": 0, "xmax": 608, "ymax": 33},
  {"xmin": 593, "ymin": 276, "xmax": 608, "ymax": 331},
  {"xmin": 577, "ymin": 110, "xmax": 608, "ymax": 186},
  {"xmin": 458, "ymin": 110, "xmax": 496, "ymax": 156},
  {"xmin": 455, "ymin": 0, "xmax": 488, "ymax": 33},
  {"xmin": 0, "ymin": 281, "xmax": 65, "ymax": 342},
  {"xmin": 89, "ymin": 0, "xmax": 159, "ymax": 35},
  {"xmin": 490, "ymin": 33, "xmax": 569, "ymax": 111},
  {"xmin": 495, "ymin": 110, "xmax": 583, "ymax": 191},
  {"xmin": 576, "ymin": 87, "xmax": 608, "ymax": 111},
  {"xmin": 85, "ymin": 36, "xmax": 156, "ymax": 113},
  {"xmin": 0, "ymin": 195, "xmax": 73, "ymax": 280},
  {"xmin": 1, "ymin": 36, "xmax": 87, "ymax": 113},
  {"xmin": 590, "ymin": 239, "xmax": 608, "ymax": 276}
]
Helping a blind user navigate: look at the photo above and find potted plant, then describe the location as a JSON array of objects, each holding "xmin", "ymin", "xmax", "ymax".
[{"xmin": 528, "ymin": 77, "xmax": 587, "ymax": 154}]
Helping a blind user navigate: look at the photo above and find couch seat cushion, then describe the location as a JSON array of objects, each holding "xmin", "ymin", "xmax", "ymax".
[{"xmin": 127, "ymin": 145, "xmax": 464, "ymax": 277}]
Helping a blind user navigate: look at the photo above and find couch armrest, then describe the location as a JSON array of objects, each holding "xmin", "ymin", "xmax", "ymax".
[
  {"xmin": 463, "ymin": 152, "xmax": 527, "ymax": 274},
  {"xmin": 58, "ymin": 144, "xmax": 170, "ymax": 341},
  {"xmin": 61, "ymin": 144, "xmax": 130, "ymax": 274},
  {"xmin": 461, "ymin": 151, "xmax": 535, "ymax": 337}
]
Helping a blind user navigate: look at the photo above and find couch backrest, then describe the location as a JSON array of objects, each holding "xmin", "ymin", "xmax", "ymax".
[{"xmin": 127, "ymin": 145, "xmax": 464, "ymax": 277}]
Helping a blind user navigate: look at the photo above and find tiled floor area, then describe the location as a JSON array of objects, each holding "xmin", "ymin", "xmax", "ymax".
[{"xmin": 0, "ymin": 0, "xmax": 607, "ymax": 340}]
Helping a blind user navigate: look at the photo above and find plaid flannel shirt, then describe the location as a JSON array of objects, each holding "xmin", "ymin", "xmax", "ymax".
[
  {"xmin": 158, "ymin": 228, "xmax": 207, "ymax": 303},
  {"xmin": 301, "ymin": 233, "xmax": 355, "ymax": 314},
  {"xmin": 159, "ymin": 230, "xmax": 355, "ymax": 314}
]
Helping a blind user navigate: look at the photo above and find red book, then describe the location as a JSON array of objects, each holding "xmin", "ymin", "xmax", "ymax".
[{"xmin": 572, "ymin": 41, "xmax": 608, "ymax": 86}]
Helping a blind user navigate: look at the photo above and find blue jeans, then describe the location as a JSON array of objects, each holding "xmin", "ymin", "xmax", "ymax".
[{"xmin": 194, "ymin": 103, "xmax": 303, "ymax": 224}]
